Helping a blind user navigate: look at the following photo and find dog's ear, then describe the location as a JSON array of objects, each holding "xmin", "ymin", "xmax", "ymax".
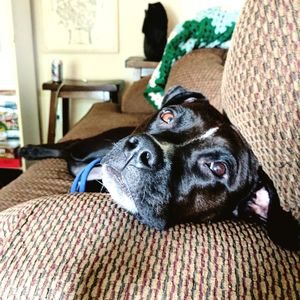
[
  {"xmin": 235, "ymin": 167, "xmax": 300, "ymax": 250},
  {"xmin": 161, "ymin": 85, "xmax": 208, "ymax": 107}
]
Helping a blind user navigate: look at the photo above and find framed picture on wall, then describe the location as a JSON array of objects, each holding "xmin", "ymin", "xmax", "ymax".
[{"xmin": 41, "ymin": 0, "xmax": 119, "ymax": 53}]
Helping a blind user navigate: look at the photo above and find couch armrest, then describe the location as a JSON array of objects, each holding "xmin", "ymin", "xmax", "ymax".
[
  {"xmin": 221, "ymin": 0, "xmax": 300, "ymax": 219},
  {"xmin": 1, "ymin": 193, "xmax": 298, "ymax": 299}
]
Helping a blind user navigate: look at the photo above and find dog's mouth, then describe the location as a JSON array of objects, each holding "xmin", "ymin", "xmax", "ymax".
[{"xmin": 101, "ymin": 164, "xmax": 138, "ymax": 214}]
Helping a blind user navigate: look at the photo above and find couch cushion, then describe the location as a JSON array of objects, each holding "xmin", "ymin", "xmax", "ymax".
[
  {"xmin": 121, "ymin": 77, "xmax": 156, "ymax": 114},
  {"xmin": 166, "ymin": 48, "xmax": 227, "ymax": 112},
  {"xmin": 0, "ymin": 193, "xmax": 299, "ymax": 299},
  {"xmin": 62, "ymin": 102, "xmax": 151, "ymax": 141},
  {"xmin": 222, "ymin": 0, "xmax": 300, "ymax": 219},
  {"xmin": 0, "ymin": 159, "xmax": 72, "ymax": 212},
  {"xmin": 122, "ymin": 49, "xmax": 226, "ymax": 114}
]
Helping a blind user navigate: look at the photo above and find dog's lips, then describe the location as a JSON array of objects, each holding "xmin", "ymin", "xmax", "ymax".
[{"xmin": 101, "ymin": 164, "xmax": 138, "ymax": 214}]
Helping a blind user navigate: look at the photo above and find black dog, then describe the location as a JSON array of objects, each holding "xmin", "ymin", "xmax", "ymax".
[{"xmin": 20, "ymin": 86, "xmax": 299, "ymax": 250}]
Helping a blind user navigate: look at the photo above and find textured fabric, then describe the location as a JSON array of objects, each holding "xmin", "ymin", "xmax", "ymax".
[
  {"xmin": 166, "ymin": 48, "xmax": 226, "ymax": 112},
  {"xmin": 222, "ymin": 0, "xmax": 300, "ymax": 219},
  {"xmin": 121, "ymin": 76, "xmax": 156, "ymax": 114},
  {"xmin": 144, "ymin": 7, "xmax": 238, "ymax": 108},
  {"xmin": 0, "ymin": 159, "xmax": 73, "ymax": 212},
  {"xmin": 122, "ymin": 49, "xmax": 226, "ymax": 115},
  {"xmin": 0, "ymin": 193, "xmax": 299, "ymax": 299},
  {"xmin": 0, "ymin": 1, "xmax": 299, "ymax": 298},
  {"xmin": 62, "ymin": 102, "xmax": 151, "ymax": 141}
]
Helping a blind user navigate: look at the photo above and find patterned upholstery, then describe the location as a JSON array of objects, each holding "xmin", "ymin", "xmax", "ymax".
[
  {"xmin": 0, "ymin": 0, "xmax": 299, "ymax": 298},
  {"xmin": 222, "ymin": 0, "xmax": 300, "ymax": 219},
  {"xmin": 0, "ymin": 194, "xmax": 299, "ymax": 299},
  {"xmin": 166, "ymin": 48, "xmax": 226, "ymax": 112},
  {"xmin": 0, "ymin": 159, "xmax": 73, "ymax": 212},
  {"xmin": 62, "ymin": 102, "xmax": 150, "ymax": 141},
  {"xmin": 121, "ymin": 48, "xmax": 226, "ymax": 115},
  {"xmin": 121, "ymin": 76, "xmax": 156, "ymax": 114}
]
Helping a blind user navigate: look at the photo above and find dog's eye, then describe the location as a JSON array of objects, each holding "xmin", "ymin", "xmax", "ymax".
[
  {"xmin": 208, "ymin": 162, "xmax": 226, "ymax": 177},
  {"xmin": 160, "ymin": 110, "xmax": 174, "ymax": 124}
]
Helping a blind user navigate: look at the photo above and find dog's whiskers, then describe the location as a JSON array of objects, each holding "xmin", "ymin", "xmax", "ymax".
[{"xmin": 120, "ymin": 154, "xmax": 135, "ymax": 172}]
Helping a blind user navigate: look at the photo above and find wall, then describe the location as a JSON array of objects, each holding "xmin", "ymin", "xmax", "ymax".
[
  {"xmin": 0, "ymin": 0, "xmax": 16, "ymax": 90},
  {"xmin": 0, "ymin": 0, "xmax": 40, "ymax": 151},
  {"xmin": 32, "ymin": 0, "xmax": 244, "ymax": 142}
]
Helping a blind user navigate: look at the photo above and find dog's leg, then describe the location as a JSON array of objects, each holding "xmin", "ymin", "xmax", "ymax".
[
  {"xmin": 20, "ymin": 127, "xmax": 136, "ymax": 162},
  {"xmin": 19, "ymin": 139, "xmax": 81, "ymax": 160},
  {"xmin": 20, "ymin": 126, "xmax": 136, "ymax": 185}
]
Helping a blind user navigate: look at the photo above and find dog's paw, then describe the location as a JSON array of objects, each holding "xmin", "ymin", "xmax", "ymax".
[
  {"xmin": 248, "ymin": 187, "xmax": 270, "ymax": 221},
  {"xmin": 18, "ymin": 145, "xmax": 46, "ymax": 160},
  {"xmin": 233, "ymin": 187, "xmax": 270, "ymax": 223},
  {"xmin": 18, "ymin": 145, "xmax": 34, "ymax": 159}
]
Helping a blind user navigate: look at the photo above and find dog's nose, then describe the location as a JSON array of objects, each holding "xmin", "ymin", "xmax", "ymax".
[{"xmin": 124, "ymin": 135, "xmax": 162, "ymax": 169}]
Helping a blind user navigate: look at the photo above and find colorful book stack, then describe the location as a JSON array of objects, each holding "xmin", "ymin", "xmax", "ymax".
[{"xmin": 0, "ymin": 92, "xmax": 21, "ymax": 169}]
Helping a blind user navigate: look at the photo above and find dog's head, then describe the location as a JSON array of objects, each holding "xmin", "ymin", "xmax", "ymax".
[
  {"xmin": 101, "ymin": 86, "xmax": 260, "ymax": 227},
  {"xmin": 101, "ymin": 86, "xmax": 299, "ymax": 249}
]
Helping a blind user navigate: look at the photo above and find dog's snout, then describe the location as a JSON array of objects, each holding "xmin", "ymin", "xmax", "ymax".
[{"xmin": 124, "ymin": 135, "xmax": 163, "ymax": 169}]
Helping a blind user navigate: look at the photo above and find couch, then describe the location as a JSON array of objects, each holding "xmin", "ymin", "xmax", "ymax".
[{"xmin": 0, "ymin": 0, "xmax": 299, "ymax": 298}]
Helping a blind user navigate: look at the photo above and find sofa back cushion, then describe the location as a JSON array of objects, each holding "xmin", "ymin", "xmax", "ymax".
[
  {"xmin": 222, "ymin": 0, "xmax": 300, "ymax": 219},
  {"xmin": 121, "ymin": 48, "xmax": 226, "ymax": 114},
  {"xmin": 121, "ymin": 76, "xmax": 156, "ymax": 114},
  {"xmin": 166, "ymin": 48, "xmax": 227, "ymax": 112}
]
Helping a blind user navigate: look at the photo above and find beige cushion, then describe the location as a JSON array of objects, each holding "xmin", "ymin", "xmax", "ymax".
[
  {"xmin": 166, "ymin": 48, "xmax": 227, "ymax": 112},
  {"xmin": 122, "ymin": 49, "xmax": 226, "ymax": 114},
  {"xmin": 0, "ymin": 193, "xmax": 299, "ymax": 299},
  {"xmin": 0, "ymin": 159, "xmax": 72, "ymax": 211},
  {"xmin": 62, "ymin": 102, "xmax": 151, "ymax": 141},
  {"xmin": 222, "ymin": 0, "xmax": 300, "ymax": 219},
  {"xmin": 121, "ymin": 76, "xmax": 156, "ymax": 114}
]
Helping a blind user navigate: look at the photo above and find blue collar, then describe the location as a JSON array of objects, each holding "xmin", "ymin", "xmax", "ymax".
[{"xmin": 70, "ymin": 158, "xmax": 102, "ymax": 193}]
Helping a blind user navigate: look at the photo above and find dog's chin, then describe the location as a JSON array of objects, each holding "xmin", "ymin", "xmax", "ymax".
[{"xmin": 101, "ymin": 164, "xmax": 138, "ymax": 214}]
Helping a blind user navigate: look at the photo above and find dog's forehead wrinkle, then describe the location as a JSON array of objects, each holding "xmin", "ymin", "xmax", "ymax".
[
  {"xmin": 178, "ymin": 127, "xmax": 219, "ymax": 147},
  {"xmin": 145, "ymin": 127, "xmax": 221, "ymax": 154}
]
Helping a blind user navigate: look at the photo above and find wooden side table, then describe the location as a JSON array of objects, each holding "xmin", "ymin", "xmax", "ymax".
[{"xmin": 42, "ymin": 79, "xmax": 124, "ymax": 144}]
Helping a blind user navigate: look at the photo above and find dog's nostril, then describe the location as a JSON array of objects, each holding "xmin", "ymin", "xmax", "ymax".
[
  {"xmin": 127, "ymin": 136, "xmax": 139, "ymax": 150},
  {"xmin": 139, "ymin": 151, "xmax": 153, "ymax": 168},
  {"xmin": 124, "ymin": 135, "xmax": 160, "ymax": 169}
]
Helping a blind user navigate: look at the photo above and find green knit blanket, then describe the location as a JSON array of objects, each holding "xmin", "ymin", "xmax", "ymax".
[{"xmin": 144, "ymin": 7, "xmax": 239, "ymax": 109}]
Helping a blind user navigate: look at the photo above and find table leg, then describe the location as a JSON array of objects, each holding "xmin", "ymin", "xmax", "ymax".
[
  {"xmin": 47, "ymin": 91, "xmax": 59, "ymax": 144},
  {"xmin": 62, "ymin": 97, "xmax": 69, "ymax": 136},
  {"xmin": 110, "ymin": 91, "xmax": 118, "ymax": 103}
]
